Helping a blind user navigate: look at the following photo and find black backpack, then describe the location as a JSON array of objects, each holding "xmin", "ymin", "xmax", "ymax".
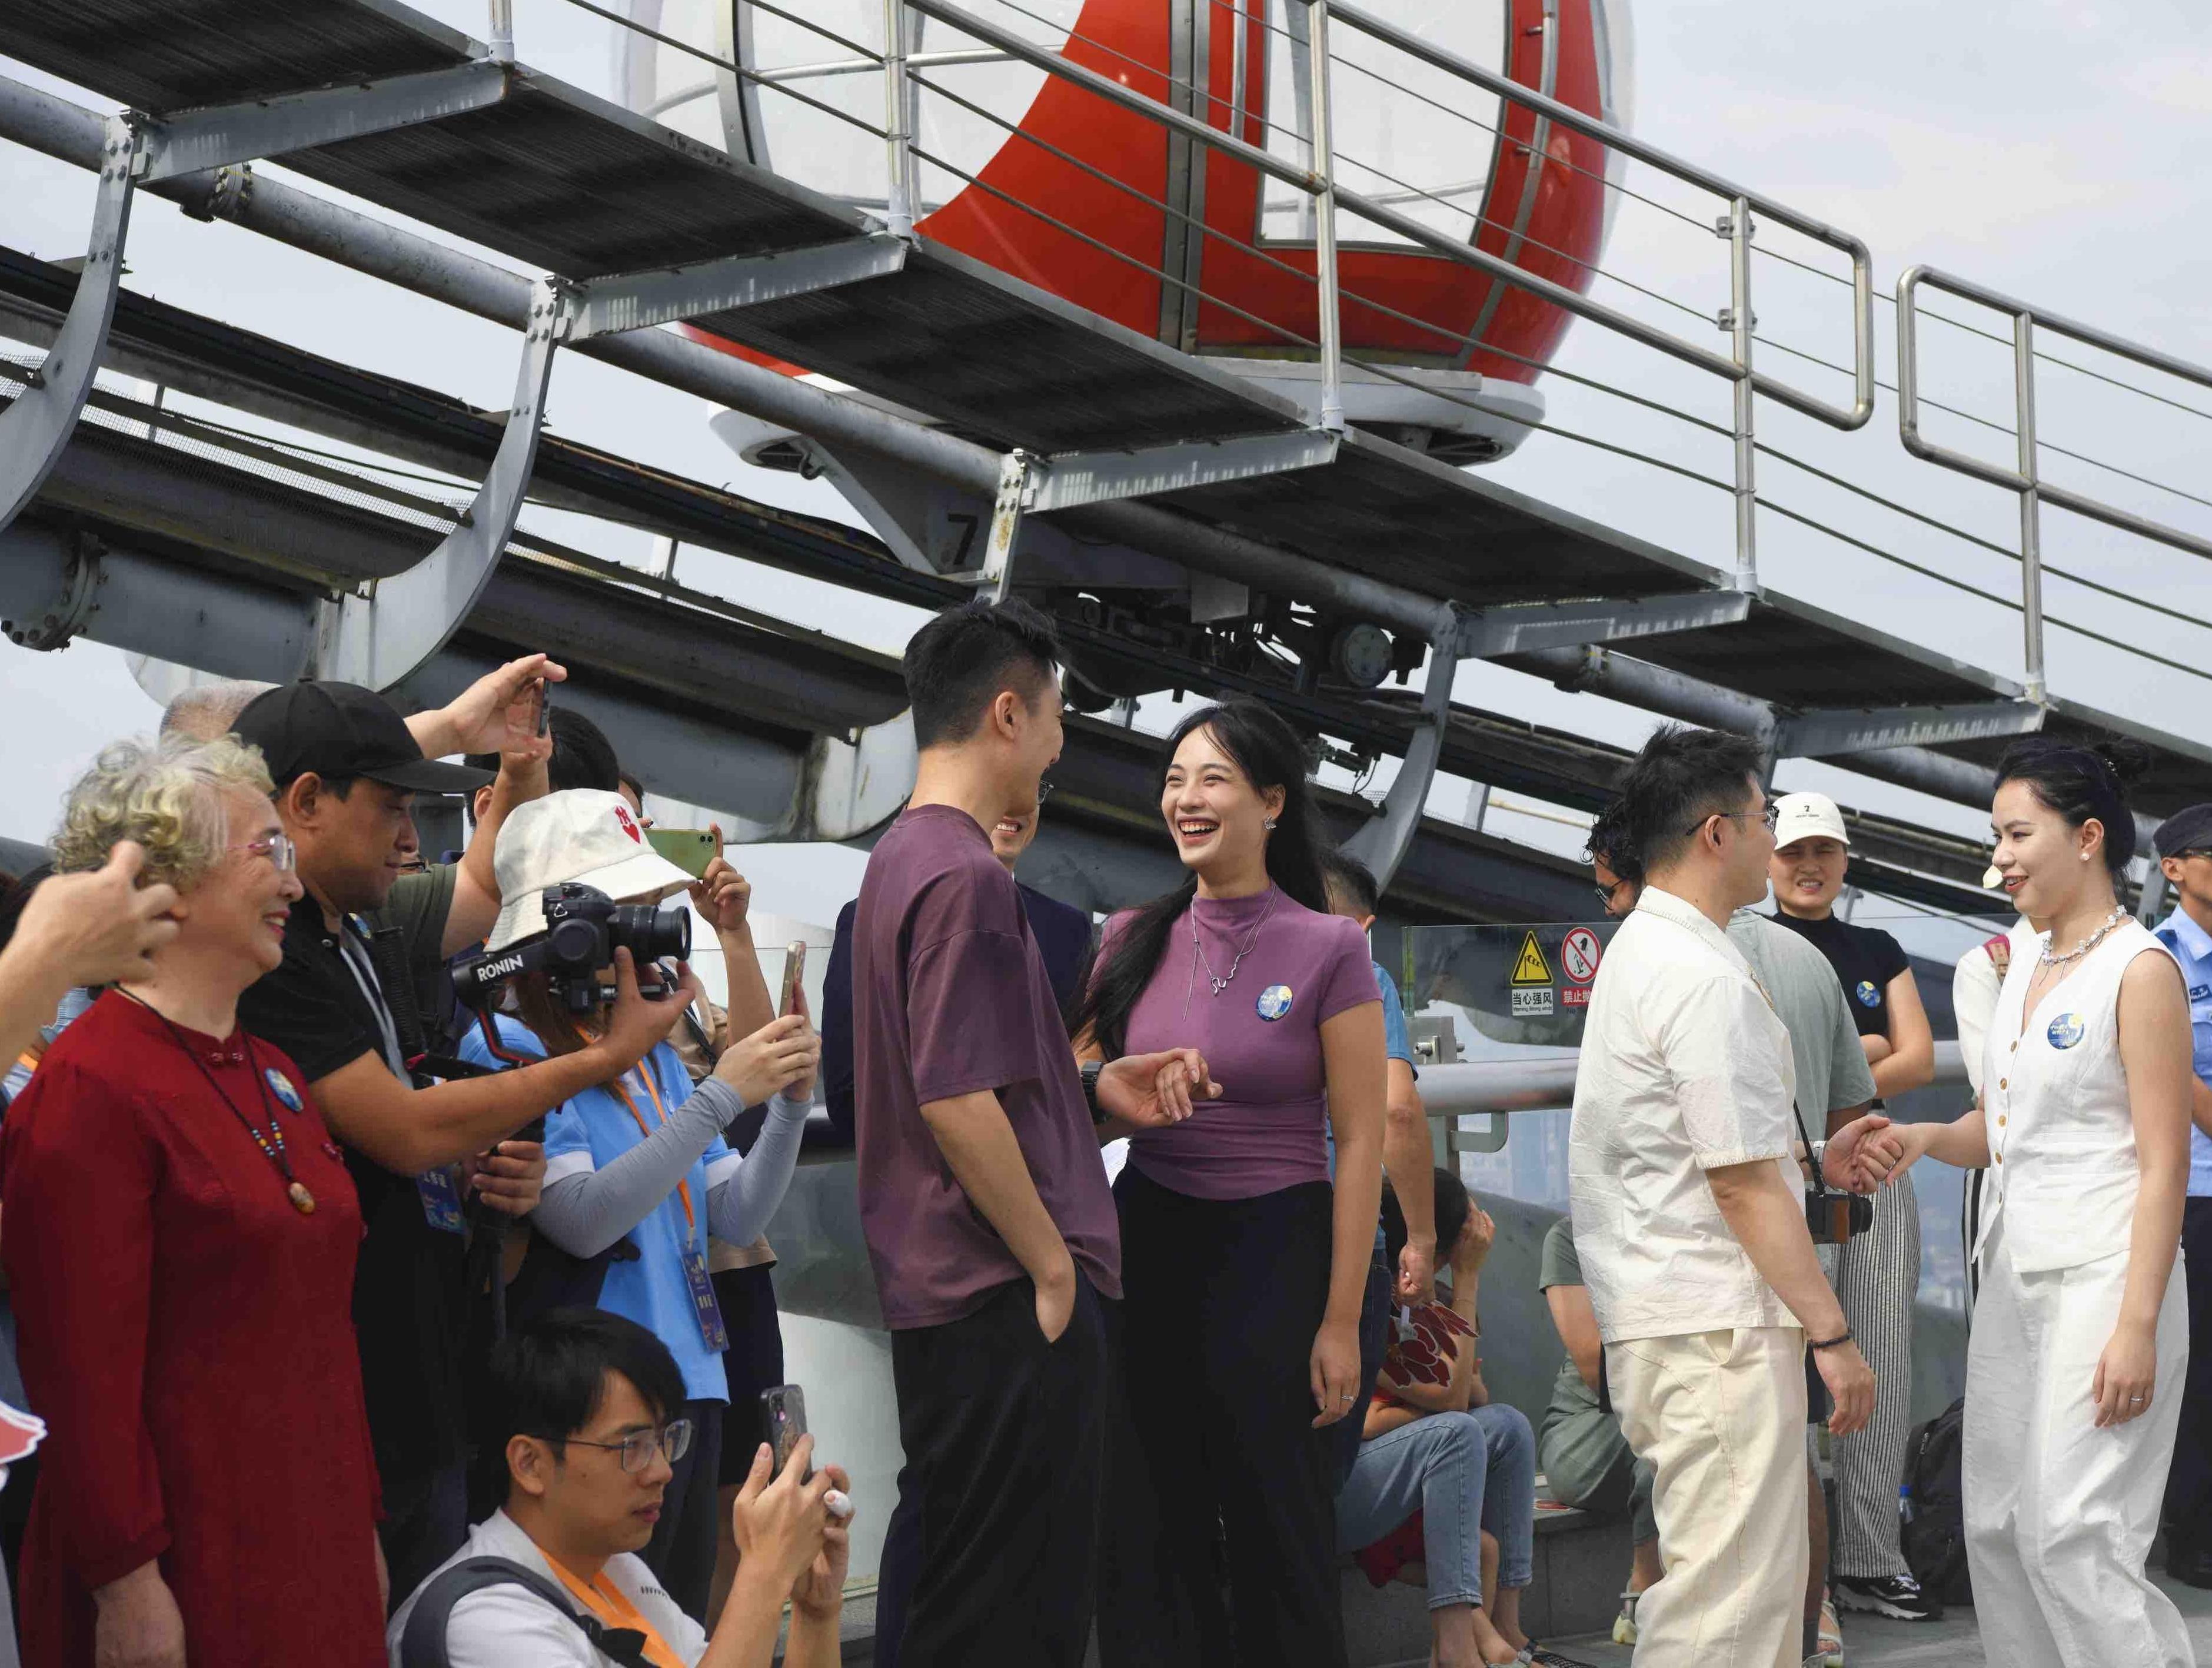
[
  {"xmin": 1901, "ymin": 1398, "xmax": 1972, "ymax": 1607},
  {"xmin": 398, "ymin": 1557, "xmax": 657, "ymax": 1668}
]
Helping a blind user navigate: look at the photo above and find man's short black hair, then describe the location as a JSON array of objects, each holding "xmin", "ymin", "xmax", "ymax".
[
  {"xmin": 904, "ymin": 597, "xmax": 1061, "ymax": 750},
  {"xmin": 1613, "ymin": 725, "xmax": 1766, "ymax": 873},
  {"xmin": 464, "ymin": 707, "xmax": 622, "ymax": 806},
  {"xmin": 1319, "ymin": 847, "xmax": 1381, "ymax": 917},
  {"xmin": 486, "ymin": 1309, "xmax": 687, "ymax": 1488}
]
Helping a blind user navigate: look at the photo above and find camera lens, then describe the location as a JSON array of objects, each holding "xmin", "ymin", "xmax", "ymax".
[{"xmin": 610, "ymin": 902, "xmax": 691, "ymax": 965}]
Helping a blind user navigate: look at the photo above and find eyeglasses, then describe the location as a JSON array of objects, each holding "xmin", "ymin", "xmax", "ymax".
[
  {"xmin": 1593, "ymin": 879, "xmax": 1627, "ymax": 911},
  {"xmin": 561, "ymin": 1418, "xmax": 693, "ymax": 1474},
  {"xmin": 231, "ymin": 834, "xmax": 298, "ymax": 873},
  {"xmin": 1681, "ymin": 805, "xmax": 1779, "ymax": 839}
]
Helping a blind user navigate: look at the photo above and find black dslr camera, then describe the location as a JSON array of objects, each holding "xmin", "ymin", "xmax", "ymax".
[
  {"xmin": 1806, "ymin": 1177, "xmax": 1875, "ymax": 1245},
  {"xmin": 452, "ymin": 882, "xmax": 690, "ymax": 1014}
]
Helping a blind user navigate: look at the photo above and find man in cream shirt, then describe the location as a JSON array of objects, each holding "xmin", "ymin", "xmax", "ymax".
[{"xmin": 1571, "ymin": 728, "xmax": 1879, "ymax": 1668}]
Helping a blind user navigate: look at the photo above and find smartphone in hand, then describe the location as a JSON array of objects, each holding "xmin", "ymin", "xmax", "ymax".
[
  {"xmin": 761, "ymin": 1384, "xmax": 811, "ymax": 1483},
  {"xmin": 779, "ymin": 941, "xmax": 808, "ymax": 1016},
  {"xmin": 647, "ymin": 828, "xmax": 717, "ymax": 878}
]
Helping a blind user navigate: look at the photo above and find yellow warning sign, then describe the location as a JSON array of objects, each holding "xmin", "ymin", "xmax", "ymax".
[{"xmin": 1509, "ymin": 931, "xmax": 1552, "ymax": 986}]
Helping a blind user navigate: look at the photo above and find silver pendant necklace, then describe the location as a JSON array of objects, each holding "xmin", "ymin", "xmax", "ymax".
[
  {"xmin": 2038, "ymin": 905, "xmax": 2128, "ymax": 970},
  {"xmin": 1190, "ymin": 888, "xmax": 1281, "ymax": 998}
]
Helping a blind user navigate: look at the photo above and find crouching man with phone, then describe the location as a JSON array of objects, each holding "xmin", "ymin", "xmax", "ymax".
[{"xmin": 390, "ymin": 1308, "xmax": 851, "ymax": 1668}]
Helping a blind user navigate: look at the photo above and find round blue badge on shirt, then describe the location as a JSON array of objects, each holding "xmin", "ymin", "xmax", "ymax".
[
  {"xmin": 264, "ymin": 1068, "xmax": 304, "ymax": 1112},
  {"xmin": 2047, "ymin": 1013, "xmax": 2085, "ymax": 1051},
  {"xmin": 1256, "ymin": 985, "xmax": 1294, "ymax": 1022},
  {"xmin": 1855, "ymin": 980, "xmax": 1880, "ymax": 1008}
]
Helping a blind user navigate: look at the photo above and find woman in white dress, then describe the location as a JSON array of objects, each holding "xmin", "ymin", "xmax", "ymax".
[{"xmin": 1890, "ymin": 738, "xmax": 2194, "ymax": 1667}]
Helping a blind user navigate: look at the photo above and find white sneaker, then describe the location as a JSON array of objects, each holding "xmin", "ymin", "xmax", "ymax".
[{"xmin": 1611, "ymin": 1591, "xmax": 1639, "ymax": 1646}]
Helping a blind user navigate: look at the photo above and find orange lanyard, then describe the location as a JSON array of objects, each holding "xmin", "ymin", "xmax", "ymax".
[
  {"xmin": 603, "ymin": 1049, "xmax": 696, "ymax": 1234},
  {"xmin": 541, "ymin": 1550, "xmax": 687, "ymax": 1668}
]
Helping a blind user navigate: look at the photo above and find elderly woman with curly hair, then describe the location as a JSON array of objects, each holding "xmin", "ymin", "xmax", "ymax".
[{"xmin": 2, "ymin": 735, "xmax": 385, "ymax": 1668}]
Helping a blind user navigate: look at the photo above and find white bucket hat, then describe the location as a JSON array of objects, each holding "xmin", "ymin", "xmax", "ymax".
[
  {"xmin": 484, "ymin": 789, "xmax": 696, "ymax": 953},
  {"xmin": 1772, "ymin": 791, "xmax": 1850, "ymax": 850}
]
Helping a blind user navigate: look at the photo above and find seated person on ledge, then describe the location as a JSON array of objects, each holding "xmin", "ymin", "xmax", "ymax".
[
  {"xmin": 1535, "ymin": 1214, "xmax": 1659, "ymax": 1647},
  {"xmin": 390, "ymin": 1308, "xmax": 850, "ymax": 1668},
  {"xmin": 1337, "ymin": 1168, "xmax": 1538, "ymax": 1668}
]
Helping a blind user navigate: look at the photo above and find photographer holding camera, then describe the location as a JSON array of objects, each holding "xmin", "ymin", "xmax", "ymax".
[
  {"xmin": 454, "ymin": 791, "xmax": 818, "ymax": 1623},
  {"xmin": 1569, "ymin": 727, "xmax": 1894, "ymax": 1668},
  {"xmin": 229, "ymin": 672, "xmax": 698, "ymax": 1607}
]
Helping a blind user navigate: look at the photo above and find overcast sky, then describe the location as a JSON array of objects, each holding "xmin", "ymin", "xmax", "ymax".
[{"xmin": 2, "ymin": 0, "xmax": 2207, "ymax": 948}]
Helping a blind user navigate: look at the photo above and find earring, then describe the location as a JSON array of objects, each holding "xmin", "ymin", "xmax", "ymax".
[
  {"xmin": 2081, "ymin": 851, "xmax": 2091, "ymax": 862},
  {"xmin": 1263, "ymin": 818, "xmax": 1278, "ymax": 832}
]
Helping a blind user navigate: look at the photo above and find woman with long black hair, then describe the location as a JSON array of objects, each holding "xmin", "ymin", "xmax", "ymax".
[
  {"xmin": 1888, "ymin": 739, "xmax": 2195, "ymax": 1667},
  {"xmin": 1079, "ymin": 700, "xmax": 1385, "ymax": 1668}
]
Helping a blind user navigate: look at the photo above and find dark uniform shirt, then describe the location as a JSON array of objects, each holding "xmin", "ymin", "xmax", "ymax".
[
  {"xmin": 1765, "ymin": 909, "xmax": 1911, "ymax": 1040},
  {"xmin": 236, "ymin": 866, "xmax": 467, "ymax": 1486}
]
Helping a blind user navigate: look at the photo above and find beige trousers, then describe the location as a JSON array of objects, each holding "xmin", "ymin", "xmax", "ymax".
[{"xmin": 1607, "ymin": 1325, "xmax": 1808, "ymax": 1668}]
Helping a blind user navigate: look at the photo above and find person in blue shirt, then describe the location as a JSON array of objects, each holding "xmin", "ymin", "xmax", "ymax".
[
  {"xmin": 2151, "ymin": 802, "xmax": 2212, "ymax": 1590},
  {"xmin": 1319, "ymin": 850, "xmax": 1438, "ymax": 1301},
  {"xmin": 457, "ymin": 789, "xmax": 819, "ymax": 1623}
]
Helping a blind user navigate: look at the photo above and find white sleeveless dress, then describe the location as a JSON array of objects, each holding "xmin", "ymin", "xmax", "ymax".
[{"xmin": 1962, "ymin": 918, "xmax": 2194, "ymax": 1668}]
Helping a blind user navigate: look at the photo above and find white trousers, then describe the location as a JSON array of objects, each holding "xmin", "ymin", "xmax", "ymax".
[
  {"xmin": 1964, "ymin": 1220, "xmax": 2194, "ymax": 1668},
  {"xmin": 1608, "ymin": 1326, "xmax": 1807, "ymax": 1668}
]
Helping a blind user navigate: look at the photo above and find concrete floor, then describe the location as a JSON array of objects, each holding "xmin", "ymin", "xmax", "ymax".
[{"xmin": 1494, "ymin": 1570, "xmax": 2212, "ymax": 1667}]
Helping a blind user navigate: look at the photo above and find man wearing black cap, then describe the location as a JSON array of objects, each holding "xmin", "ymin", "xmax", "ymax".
[
  {"xmin": 233, "ymin": 656, "xmax": 695, "ymax": 1604},
  {"xmin": 2151, "ymin": 802, "xmax": 2212, "ymax": 1589}
]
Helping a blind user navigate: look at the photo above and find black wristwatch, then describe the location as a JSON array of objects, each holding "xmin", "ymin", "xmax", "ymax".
[{"xmin": 1082, "ymin": 1060, "xmax": 1106, "ymax": 1125}]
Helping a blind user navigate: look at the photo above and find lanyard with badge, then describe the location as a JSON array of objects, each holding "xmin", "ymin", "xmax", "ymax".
[
  {"xmin": 335, "ymin": 915, "xmax": 469, "ymax": 1235},
  {"xmin": 606, "ymin": 1054, "xmax": 730, "ymax": 1353}
]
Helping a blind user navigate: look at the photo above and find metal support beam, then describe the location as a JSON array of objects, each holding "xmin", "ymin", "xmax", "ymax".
[
  {"xmin": 0, "ymin": 115, "xmax": 134, "ymax": 531},
  {"xmin": 312, "ymin": 280, "xmax": 565, "ymax": 687},
  {"xmin": 563, "ymin": 235, "xmax": 907, "ymax": 338},
  {"xmin": 1725, "ymin": 198, "xmax": 1757, "ymax": 590},
  {"xmin": 1510, "ymin": 643, "xmax": 1777, "ymax": 742},
  {"xmin": 1026, "ymin": 429, "xmax": 1339, "ymax": 513},
  {"xmin": 1344, "ymin": 626, "xmax": 1459, "ymax": 888},
  {"xmin": 979, "ymin": 448, "xmax": 1032, "ymax": 602},
  {"xmin": 0, "ymin": 74, "xmax": 1452, "ymax": 643},
  {"xmin": 134, "ymin": 61, "xmax": 508, "ymax": 184},
  {"xmin": 1458, "ymin": 590, "xmax": 1751, "ymax": 660},
  {"xmin": 1772, "ymin": 699, "xmax": 2045, "ymax": 759},
  {"xmin": 0, "ymin": 63, "xmax": 510, "ymax": 541},
  {"xmin": 1295, "ymin": 0, "xmax": 1346, "ymax": 433}
]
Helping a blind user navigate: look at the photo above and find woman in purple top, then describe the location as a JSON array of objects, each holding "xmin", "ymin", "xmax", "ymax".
[{"xmin": 1076, "ymin": 700, "xmax": 1385, "ymax": 1668}]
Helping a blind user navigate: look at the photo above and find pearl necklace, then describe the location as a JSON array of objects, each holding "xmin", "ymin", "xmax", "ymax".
[{"xmin": 2038, "ymin": 905, "xmax": 2128, "ymax": 970}]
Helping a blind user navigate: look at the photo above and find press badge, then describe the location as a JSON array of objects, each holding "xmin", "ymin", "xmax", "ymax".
[
  {"xmin": 683, "ymin": 1249, "xmax": 730, "ymax": 1351},
  {"xmin": 416, "ymin": 1165, "xmax": 467, "ymax": 1235}
]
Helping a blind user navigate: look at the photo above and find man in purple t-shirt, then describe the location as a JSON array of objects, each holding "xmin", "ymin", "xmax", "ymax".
[{"xmin": 853, "ymin": 597, "xmax": 1213, "ymax": 1668}]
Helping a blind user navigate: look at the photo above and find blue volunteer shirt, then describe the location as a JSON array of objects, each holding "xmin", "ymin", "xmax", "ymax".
[
  {"xmin": 1328, "ymin": 962, "xmax": 1418, "ymax": 1191},
  {"xmin": 1378, "ymin": 962, "xmax": 1416, "ymax": 1071},
  {"xmin": 458, "ymin": 1018, "xmax": 735, "ymax": 1402},
  {"xmin": 2152, "ymin": 906, "xmax": 2212, "ymax": 1198}
]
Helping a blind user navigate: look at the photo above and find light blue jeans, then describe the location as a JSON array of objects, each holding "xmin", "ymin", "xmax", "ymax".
[{"xmin": 1335, "ymin": 1404, "xmax": 1536, "ymax": 1610}]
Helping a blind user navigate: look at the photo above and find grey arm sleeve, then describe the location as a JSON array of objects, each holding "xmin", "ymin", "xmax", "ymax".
[
  {"xmin": 706, "ymin": 1092, "xmax": 811, "ymax": 1246},
  {"xmin": 532, "ymin": 1078, "xmax": 747, "ymax": 1258}
]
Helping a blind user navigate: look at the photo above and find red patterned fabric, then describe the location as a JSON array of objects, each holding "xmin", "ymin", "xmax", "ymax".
[{"xmin": 1371, "ymin": 1301, "xmax": 1476, "ymax": 1410}]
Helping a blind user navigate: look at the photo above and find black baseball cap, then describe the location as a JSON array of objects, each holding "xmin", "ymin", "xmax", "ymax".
[
  {"xmin": 2154, "ymin": 803, "xmax": 2212, "ymax": 860},
  {"xmin": 232, "ymin": 680, "xmax": 493, "ymax": 796}
]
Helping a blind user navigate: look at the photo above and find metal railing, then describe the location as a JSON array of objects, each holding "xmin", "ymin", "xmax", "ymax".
[
  {"xmin": 1897, "ymin": 266, "xmax": 2212, "ymax": 705},
  {"xmin": 886, "ymin": 0, "xmax": 1876, "ymax": 591}
]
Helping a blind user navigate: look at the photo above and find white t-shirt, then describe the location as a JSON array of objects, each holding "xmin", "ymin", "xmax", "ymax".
[
  {"xmin": 387, "ymin": 1510, "xmax": 707, "ymax": 1667},
  {"xmin": 1569, "ymin": 885, "xmax": 1799, "ymax": 1344}
]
